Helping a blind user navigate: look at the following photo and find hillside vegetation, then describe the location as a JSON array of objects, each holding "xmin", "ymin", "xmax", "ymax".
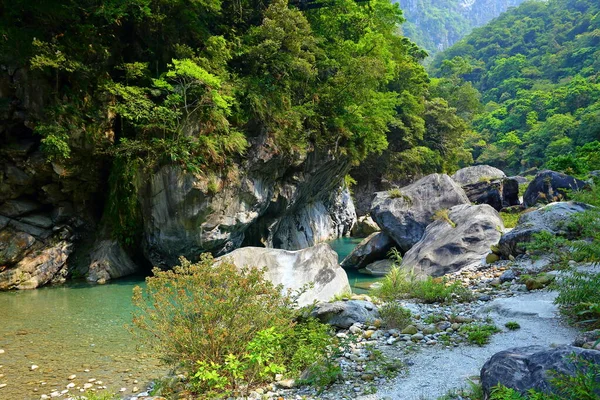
[{"xmin": 431, "ymin": 0, "xmax": 600, "ymax": 175}]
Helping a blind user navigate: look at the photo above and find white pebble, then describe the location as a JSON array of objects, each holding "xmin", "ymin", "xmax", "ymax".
[
  {"xmin": 119, "ymin": 387, "xmax": 127, "ymax": 392},
  {"xmin": 88, "ymin": 378, "xmax": 96, "ymax": 382},
  {"xmin": 132, "ymin": 386, "xmax": 139, "ymax": 392},
  {"xmin": 40, "ymin": 395, "xmax": 49, "ymax": 400},
  {"xmin": 0, "ymin": 383, "xmax": 6, "ymax": 389},
  {"xmin": 68, "ymin": 374, "xmax": 76, "ymax": 380},
  {"xmin": 83, "ymin": 383, "xmax": 93, "ymax": 389},
  {"xmin": 50, "ymin": 392, "xmax": 60, "ymax": 398},
  {"xmin": 83, "ymin": 369, "xmax": 90, "ymax": 372},
  {"xmin": 66, "ymin": 383, "xmax": 75, "ymax": 388},
  {"xmin": 31, "ymin": 365, "xmax": 39, "ymax": 371},
  {"xmin": 0, "ymin": 349, "xmax": 4, "ymax": 354}
]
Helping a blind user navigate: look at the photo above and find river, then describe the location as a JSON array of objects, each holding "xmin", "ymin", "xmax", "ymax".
[{"xmin": 0, "ymin": 238, "xmax": 379, "ymax": 399}]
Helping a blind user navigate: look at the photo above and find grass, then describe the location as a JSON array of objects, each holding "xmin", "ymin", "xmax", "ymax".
[
  {"xmin": 388, "ymin": 188, "xmax": 412, "ymax": 204},
  {"xmin": 460, "ymin": 323, "xmax": 500, "ymax": 346},
  {"xmin": 505, "ymin": 321, "xmax": 521, "ymax": 330},
  {"xmin": 379, "ymin": 301, "xmax": 412, "ymax": 329},
  {"xmin": 372, "ymin": 267, "xmax": 473, "ymax": 304},
  {"xmin": 433, "ymin": 208, "xmax": 456, "ymax": 228},
  {"xmin": 500, "ymin": 211, "xmax": 520, "ymax": 228}
]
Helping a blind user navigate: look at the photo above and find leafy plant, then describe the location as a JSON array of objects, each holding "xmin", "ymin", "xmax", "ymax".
[
  {"xmin": 460, "ymin": 323, "xmax": 500, "ymax": 345},
  {"xmin": 379, "ymin": 302, "xmax": 412, "ymax": 329},
  {"xmin": 500, "ymin": 211, "xmax": 520, "ymax": 229},
  {"xmin": 505, "ymin": 321, "xmax": 521, "ymax": 330}
]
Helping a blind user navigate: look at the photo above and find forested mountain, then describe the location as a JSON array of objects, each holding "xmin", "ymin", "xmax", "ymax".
[
  {"xmin": 431, "ymin": 0, "xmax": 600, "ymax": 175},
  {"xmin": 396, "ymin": 0, "xmax": 526, "ymax": 58}
]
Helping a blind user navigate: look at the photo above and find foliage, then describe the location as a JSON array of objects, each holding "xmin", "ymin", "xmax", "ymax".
[
  {"xmin": 555, "ymin": 270, "xmax": 600, "ymax": 329},
  {"xmin": 379, "ymin": 301, "xmax": 412, "ymax": 330},
  {"xmin": 505, "ymin": 321, "xmax": 521, "ymax": 330},
  {"xmin": 460, "ymin": 323, "xmax": 500, "ymax": 346},
  {"xmin": 489, "ymin": 356, "xmax": 600, "ymax": 400},
  {"xmin": 432, "ymin": 0, "xmax": 600, "ymax": 174},
  {"xmin": 132, "ymin": 254, "xmax": 336, "ymax": 396},
  {"xmin": 433, "ymin": 208, "xmax": 456, "ymax": 228},
  {"xmin": 372, "ymin": 266, "xmax": 472, "ymax": 304},
  {"xmin": 500, "ymin": 211, "xmax": 520, "ymax": 229}
]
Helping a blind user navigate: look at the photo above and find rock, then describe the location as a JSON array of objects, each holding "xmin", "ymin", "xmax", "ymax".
[
  {"xmin": 498, "ymin": 202, "xmax": 593, "ymax": 258},
  {"xmin": 351, "ymin": 215, "xmax": 380, "ymax": 237},
  {"xmin": 30, "ymin": 365, "xmax": 39, "ymax": 371},
  {"xmin": 411, "ymin": 333, "xmax": 424, "ymax": 341},
  {"xmin": 401, "ymin": 325, "xmax": 418, "ymax": 335},
  {"xmin": 0, "ymin": 228, "xmax": 36, "ymax": 265},
  {"xmin": 525, "ymin": 274, "xmax": 555, "ymax": 291},
  {"xmin": 523, "ymin": 170, "xmax": 588, "ymax": 207},
  {"xmin": 0, "ymin": 239, "xmax": 72, "ymax": 290},
  {"xmin": 573, "ymin": 329, "xmax": 600, "ymax": 348},
  {"xmin": 400, "ymin": 204, "xmax": 503, "ymax": 277},
  {"xmin": 371, "ymin": 174, "xmax": 469, "ymax": 251},
  {"xmin": 0, "ymin": 199, "xmax": 41, "ymax": 217},
  {"xmin": 311, "ymin": 300, "xmax": 379, "ymax": 329},
  {"xmin": 461, "ymin": 178, "xmax": 520, "ymax": 211},
  {"xmin": 341, "ymin": 232, "xmax": 395, "ymax": 270},
  {"xmin": 277, "ymin": 379, "xmax": 296, "ymax": 389},
  {"xmin": 499, "ymin": 270, "xmax": 516, "ymax": 283},
  {"xmin": 270, "ymin": 186, "xmax": 356, "ymax": 250},
  {"xmin": 509, "ymin": 176, "xmax": 529, "ymax": 185},
  {"xmin": 486, "ymin": 253, "xmax": 500, "ymax": 264},
  {"xmin": 359, "ymin": 259, "xmax": 394, "ymax": 276},
  {"xmin": 216, "ymin": 244, "xmax": 350, "ymax": 307},
  {"xmin": 480, "ymin": 345, "xmax": 600, "ymax": 397},
  {"xmin": 451, "ymin": 165, "xmax": 506, "ymax": 186},
  {"xmin": 87, "ymin": 239, "xmax": 139, "ymax": 283}
]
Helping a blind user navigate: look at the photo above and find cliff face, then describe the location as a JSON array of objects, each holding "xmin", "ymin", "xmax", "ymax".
[
  {"xmin": 0, "ymin": 67, "xmax": 356, "ymax": 289},
  {"xmin": 396, "ymin": 0, "xmax": 527, "ymax": 55}
]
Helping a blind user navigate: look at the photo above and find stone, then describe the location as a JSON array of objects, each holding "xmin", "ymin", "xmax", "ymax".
[
  {"xmin": 0, "ymin": 240, "xmax": 72, "ymax": 290},
  {"xmin": 371, "ymin": 174, "xmax": 469, "ymax": 251},
  {"xmin": 498, "ymin": 202, "xmax": 593, "ymax": 257},
  {"xmin": 17, "ymin": 214, "xmax": 53, "ymax": 229},
  {"xmin": 0, "ymin": 228, "xmax": 36, "ymax": 266},
  {"xmin": 400, "ymin": 204, "xmax": 503, "ymax": 277},
  {"xmin": 0, "ymin": 199, "xmax": 41, "ymax": 217},
  {"xmin": 341, "ymin": 232, "xmax": 395, "ymax": 270},
  {"xmin": 461, "ymin": 178, "xmax": 520, "ymax": 211},
  {"xmin": 480, "ymin": 345, "xmax": 600, "ymax": 397},
  {"xmin": 451, "ymin": 165, "xmax": 506, "ymax": 186},
  {"xmin": 351, "ymin": 215, "xmax": 380, "ymax": 237},
  {"xmin": 87, "ymin": 238, "xmax": 139, "ymax": 283},
  {"xmin": 499, "ymin": 269, "xmax": 516, "ymax": 283},
  {"xmin": 216, "ymin": 244, "xmax": 350, "ymax": 307},
  {"xmin": 411, "ymin": 333, "xmax": 424, "ymax": 341},
  {"xmin": 311, "ymin": 300, "xmax": 379, "ymax": 329},
  {"xmin": 486, "ymin": 253, "xmax": 500, "ymax": 264},
  {"xmin": 401, "ymin": 325, "xmax": 418, "ymax": 335},
  {"xmin": 525, "ymin": 274, "xmax": 555, "ymax": 291},
  {"xmin": 277, "ymin": 379, "xmax": 296, "ymax": 389},
  {"xmin": 523, "ymin": 170, "xmax": 588, "ymax": 207},
  {"xmin": 359, "ymin": 259, "xmax": 394, "ymax": 277},
  {"xmin": 30, "ymin": 365, "xmax": 39, "ymax": 370}
]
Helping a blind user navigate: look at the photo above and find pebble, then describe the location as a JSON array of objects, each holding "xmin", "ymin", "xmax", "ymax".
[
  {"xmin": 66, "ymin": 383, "xmax": 75, "ymax": 388},
  {"xmin": 30, "ymin": 365, "xmax": 39, "ymax": 371},
  {"xmin": 0, "ymin": 349, "xmax": 4, "ymax": 354},
  {"xmin": 0, "ymin": 383, "xmax": 6, "ymax": 389},
  {"xmin": 68, "ymin": 374, "xmax": 76, "ymax": 380},
  {"xmin": 119, "ymin": 387, "xmax": 127, "ymax": 392},
  {"xmin": 83, "ymin": 383, "xmax": 93, "ymax": 389}
]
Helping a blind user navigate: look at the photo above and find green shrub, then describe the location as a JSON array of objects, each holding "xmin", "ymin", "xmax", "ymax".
[
  {"xmin": 500, "ymin": 212, "xmax": 520, "ymax": 229},
  {"xmin": 460, "ymin": 323, "xmax": 500, "ymax": 346},
  {"xmin": 505, "ymin": 321, "xmax": 521, "ymax": 330},
  {"xmin": 388, "ymin": 188, "xmax": 412, "ymax": 204},
  {"xmin": 372, "ymin": 267, "xmax": 473, "ymax": 304},
  {"xmin": 132, "ymin": 254, "xmax": 336, "ymax": 396},
  {"xmin": 379, "ymin": 302, "xmax": 412, "ymax": 329},
  {"xmin": 555, "ymin": 270, "xmax": 600, "ymax": 329}
]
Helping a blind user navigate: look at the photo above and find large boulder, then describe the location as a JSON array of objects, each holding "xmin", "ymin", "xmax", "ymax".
[
  {"xmin": 498, "ymin": 202, "xmax": 593, "ymax": 258},
  {"xmin": 371, "ymin": 174, "xmax": 470, "ymax": 252},
  {"xmin": 462, "ymin": 178, "xmax": 520, "ymax": 211},
  {"xmin": 87, "ymin": 239, "xmax": 139, "ymax": 284},
  {"xmin": 351, "ymin": 215, "xmax": 380, "ymax": 237},
  {"xmin": 400, "ymin": 204, "xmax": 503, "ymax": 277},
  {"xmin": 360, "ymin": 259, "xmax": 394, "ymax": 276},
  {"xmin": 451, "ymin": 165, "xmax": 506, "ymax": 186},
  {"xmin": 523, "ymin": 170, "xmax": 588, "ymax": 207},
  {"xmin": 341, "ymin": 232, "xmax": 395, "ymax": 270},
  {"xmin": 480, "ymin": 345, "xmax": 600, "ymax": 397},
  {"xmin": 216, "ymin": 243, "xmax": 350, "ymax": 307},
  {"xmin": 311, "ymin": 299, "xmax": 379, "ymax": 329}
]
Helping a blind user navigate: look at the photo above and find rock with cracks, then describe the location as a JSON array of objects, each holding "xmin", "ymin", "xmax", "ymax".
[
  {"xmin": 215, "ymin": 243, "xmax": 350, "ymax": 307},
  {"xmin": 371, "ymin": 174, "xmax": 469, "ymax": 252},
  {"xmin": 523, "ymin": 170, "xmax": 588, "ymax": 207},
  {"xmin": 498, "ymin": 201, "xmax": 593, "ymax": 258},
  {"xmin": 341, "ymin": 232, "xmax": 395, "ymax": 270},
  {"xmin": 480, "ymin": 345, "xmax": 600, "ymax": 397},
  {"xmin": 451, "ymin": 165, "xmax": 506, "ymax": 186},
  {"xmin": 311, "ymin": 300, "xmax": 379, "ymax": 329},
  {"xmin": 400, "ymin": 204, "xmax": 503, "ymax": 277}
]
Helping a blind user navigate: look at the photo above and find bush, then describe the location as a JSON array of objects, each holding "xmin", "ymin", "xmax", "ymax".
[
  {"xmin": 555, "ymin": 270, "xmax": 600, "ymax": 329},
  {"xmin": 500, "ymin": 211, "xmax": 520, "ymax": 229},
  {"xmin": 505, "ymin": 321, "xmax": 521, "ymax": 330},
  {"xmin": 460, "ymin": 323, "xmax": 500, "ymax": 346},
  {"xmin": 372, "ymin": 266, "xmax": 473, "ymax": 304},
  {"xmin": 379, "ymin": 302, "xmax": 412, "ymax": 329},
  {"xmin": 132, "ymin": 254, "xmax": 336, "ymax": 396}
]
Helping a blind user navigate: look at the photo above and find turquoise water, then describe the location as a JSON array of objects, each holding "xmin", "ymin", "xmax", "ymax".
[
  {"xmin": 328, "ymin": 237, "xmax": 381, "ymax": 293},
  {"xmin": 0, "ymin": 238, "xmax": 377, "ymax": 398}
]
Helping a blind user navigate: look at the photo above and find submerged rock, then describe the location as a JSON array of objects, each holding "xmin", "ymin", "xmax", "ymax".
[
  {"xmin": 371, "ymin": 174, "xmax": 469, "ymax": 252},
  {"xmin": 216, "ymin": 243, "xmax": 350, "ymax": 307},
  {"xmin": 523, "ymin": 170, "xmax": 588, "ymax": 207},
  {"xmin": 400, "ymin": 204, "xmax": 503, "ymax": 277},
  {"xmin": 498, "ymin": 201, "xmax": 593, "ymax": 257},
  {"xmin": 341, "ymin": 232, "xmax": 395, "ymax": 270},
  {"xmin": 480, "ymin": 345, "xmax": 600, "ymax": 397}
]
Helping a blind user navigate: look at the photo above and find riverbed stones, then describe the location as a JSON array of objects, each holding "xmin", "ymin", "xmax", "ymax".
[
  {"xmin": 311, "ymin": 300, "xmax": 379, "ymax": 329},
  {"xmin": 216, "ymin": 243, "xmax": 350, "ymax": 307},
  {"xmin": 498, "ymin": 201, "xmax": 593, "ymax": 257},
  {"xmin": 400, "ymin": 204, "xmax": 503, "ymax": 277},
  {"xmin": 480, "ymin": 345, "xmax": 600, "ymax": 397},
  {"xmin": 371, "ymin": 174, "xmax": 470, "ymax": 252},
  {"xmin": 341, "ymin": 232, "xmax": 394, "ymax": 270},
  {"xmin": 523, "ymin": 170, "xmax": 588, "ymax": 207}
]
